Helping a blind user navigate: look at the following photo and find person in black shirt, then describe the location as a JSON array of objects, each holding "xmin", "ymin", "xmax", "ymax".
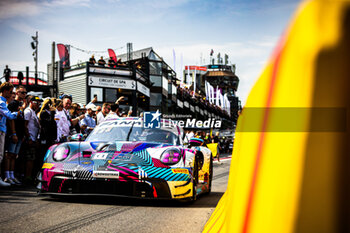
[
  {"xmin": 204, "ymin": 132, "xmax": 212, "ymax": 146},
  {"xmin": 89, "ymin": 55, "xmax": 96, "ymax": 65},
  {"xmin": 212, "ymin": 131, "xmax": 221, "ymax": 163},
  {"xmin": 3, "ymin": 65, "xmax": 11, "ymax": 82},
  {"xmin": 98, "ymin": 56, "xmax": 106, "ymax": 67},
  {"xmin": 36, "ymin": 98, "xmax": 57, "ymax": 176},
  {"xmin": 108, "ymin": 58, "xmax": 116, "ymax": 68},
  {"xmin": 69, "ymin": 103, "xmax": 82, "ymax": 135},
  {"xmin": 38, "ymin": 98, "xmax": 57, "ymax": 146}
]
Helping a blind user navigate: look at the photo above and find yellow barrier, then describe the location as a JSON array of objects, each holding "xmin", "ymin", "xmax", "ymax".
[
  {"xmin": 203, "ymin": 0, "xmax": 350, "ymax": 232},
  {"xmin": 206, "ymin": 143, "xmax": 218, "ymax": 158}
]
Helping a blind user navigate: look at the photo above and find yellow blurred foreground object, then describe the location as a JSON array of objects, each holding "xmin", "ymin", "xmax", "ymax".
[
  {"xmin": 207, "ymin": 143, "xmax": 218, "ymax": 158},
  {"xmin": 203, "ymin": 0, "xmax": 350, "ymax": 232}
]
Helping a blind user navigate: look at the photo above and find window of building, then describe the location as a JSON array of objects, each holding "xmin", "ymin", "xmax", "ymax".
[
  {"xmin": 150, "ymin": 93, "xmax": 162, "ymax": 106},
  {"xmin": 105, "ymin": 88, "xmax": 118, "ymax": 103},
  {"xmin": 149, "ymin": 51, "xmax": 162, "ymax": 61},
  {"xmin": 150, "ymin": 75, "xmax": 162, "ymax": 87},
  {"xmin": 91, "ymin": 87, "xmax": 103, "ymax": 102},
  {"xmin": 149, "ymin": 62, "xmax": 162, "ymax": 75}
]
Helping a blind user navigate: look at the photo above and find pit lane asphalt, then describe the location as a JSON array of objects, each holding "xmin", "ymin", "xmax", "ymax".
[{"xmin": 0, "ymin": 154, "xmax": 231, "ymax": 233}]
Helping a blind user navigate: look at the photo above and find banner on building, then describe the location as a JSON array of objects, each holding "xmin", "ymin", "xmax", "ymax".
[
  {"xmin": 108, "ymin": 48, "xmax": 117, "ymax": 63},
  {"xmin": 57, "ymin": 44, "xmax": 70, "ymax": 69}
]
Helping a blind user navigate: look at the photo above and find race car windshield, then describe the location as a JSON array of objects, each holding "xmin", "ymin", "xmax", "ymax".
[{"xmin": 86, "ymin": 123, "xmax": 179, "ymax": 145}]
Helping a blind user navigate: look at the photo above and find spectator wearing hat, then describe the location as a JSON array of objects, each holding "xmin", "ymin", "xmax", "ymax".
[
  {"xmin": 0, "ymin": 82, "xmax": 19, "ymax": 187},
  {"xmin": 80, "ymin": 104, "xmax": 97, "ymax": 135},
  {"xmin": 79, "ymin": 103, "xmax": 87, "ymax": 115},
  {"xmin": 23, "ymin": 96, "xmax": 42, "ymax": 184}
]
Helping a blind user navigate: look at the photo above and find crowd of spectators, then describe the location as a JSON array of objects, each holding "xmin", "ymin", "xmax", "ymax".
[
  {"xmin": 0, "ymin": 82, "xmax": 131, "ymax": 187},
  {"xmin": 89, "ymin": 55, "xmax": 127, "ymax": 68},
  {"xmin": 176, "ymin": 85, "xmax": 235, "ymax": 121},
  {"xmin": 184, "ymin": 130, "xmax": 233, "ymax": 163}
]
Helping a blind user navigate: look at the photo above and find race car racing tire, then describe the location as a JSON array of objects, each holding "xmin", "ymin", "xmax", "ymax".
[
  {"xmin": 191, "ymin": 158, "xmax": 199, "ymax": 202},
  {"xmin": 207, "ymin": 155, "xmax": 213, "ymax": 194}
]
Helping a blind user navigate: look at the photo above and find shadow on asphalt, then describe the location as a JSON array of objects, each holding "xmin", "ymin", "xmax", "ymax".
[
  {"xmin": 39, "ymin": 191, "xmax": 224, "ymax": 208},
  {"xmin": 0, "ymin": 185, "xmax": 39, "ymax": 204}
]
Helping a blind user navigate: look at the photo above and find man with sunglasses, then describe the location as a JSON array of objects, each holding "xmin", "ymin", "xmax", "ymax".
[{"xmin": 4, "ymin": 86, "xmax": 27, "ymax": 185}]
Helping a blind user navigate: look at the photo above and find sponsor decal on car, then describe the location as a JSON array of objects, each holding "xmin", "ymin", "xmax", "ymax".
[
  {"xmin": 172, "ymin": 168, "xmax": 189, "ymax": 174},
  {"xmin": 92, "ymin": 152, "xmax": 109, "ymax": 160},
  {"xmin": 92, "ymin": 171, "xmax": 120, "ymax": 179},
  {"xmin": 42, "ymin": 163, "xmax": 54, "ymax": 169}
]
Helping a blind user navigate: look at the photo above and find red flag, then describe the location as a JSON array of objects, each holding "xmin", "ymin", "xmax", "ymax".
[
  {"xmin": 108, "ymin": 48, "xmax": 117, "ymax": 63},
  {"xmin": 57, "ymin": 44, "xmax": 70, "ymax": 68}
]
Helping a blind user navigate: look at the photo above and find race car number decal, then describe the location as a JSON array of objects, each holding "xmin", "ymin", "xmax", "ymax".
[
  {"xmin": 93, "ymin": 171, "xmax": 120, "ymax": 179},
  {"xmin": 92, "ymin": 153, "xmax": 109, "ymax": 160}
]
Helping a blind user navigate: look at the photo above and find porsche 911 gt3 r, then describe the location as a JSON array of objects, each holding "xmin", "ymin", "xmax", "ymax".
[{"xmin": 38, "ymin": 118, "xmax": 213, "ymax": 201}]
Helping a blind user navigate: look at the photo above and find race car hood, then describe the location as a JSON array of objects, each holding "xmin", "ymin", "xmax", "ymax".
[
  {"xmin": 88, "ymin": 141, "xmax": 174, "ymax": 166},
  {"xmin": 88, "ymin": 141, "xmax": 166, "ymax": 153}
]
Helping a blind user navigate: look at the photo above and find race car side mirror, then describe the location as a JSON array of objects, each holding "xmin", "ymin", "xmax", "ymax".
[{"xmin": 69, "ymin": 133, "xmax": 85, "ymax": 142}]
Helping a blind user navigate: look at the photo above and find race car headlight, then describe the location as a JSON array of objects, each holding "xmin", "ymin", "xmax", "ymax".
[
  {"xmin": 53, "ymin": 145, "xmax": 70, "ymax": 162},
  {"xmin": 160, "ymin": 148, "xmax": 181, "ymax": 165}
]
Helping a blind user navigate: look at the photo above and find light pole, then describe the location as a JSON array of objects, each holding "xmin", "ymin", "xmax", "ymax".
[{"xmin": 31, "ymin": 31, "xmax": 38, "ymax": 86}]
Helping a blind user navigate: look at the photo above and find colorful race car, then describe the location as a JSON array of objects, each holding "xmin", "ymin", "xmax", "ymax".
[{"xmin": 38, "ymin": 118, "xmax": 213, "ymax": 201}]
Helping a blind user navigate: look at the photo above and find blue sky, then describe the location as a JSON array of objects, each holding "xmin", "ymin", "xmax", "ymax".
[{"xmin": 0, "ymin": 0, "xmax": 302, "ymax": 104}]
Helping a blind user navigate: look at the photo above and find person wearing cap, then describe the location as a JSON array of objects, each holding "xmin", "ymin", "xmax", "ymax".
[
  {"xmin": 79, "ymin": 103, "xmax": 87, "ymax": 115},
  {"xmin": 23, "ymin": 96, "xmax": 42, "ymax": 184},
  {"xmin": 80, "ymin": 104, "xmax": 96, "ymax": 135}
]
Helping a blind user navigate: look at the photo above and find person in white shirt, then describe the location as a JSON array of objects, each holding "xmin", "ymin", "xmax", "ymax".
[
  {"xmin": 57, "ymin": 95, "xmax": 85, "ymax": 140},
  {"xmin": 23, "ymin": 96, "xmax": 41, "ymax": 183},
  {"xmin": 96, "ymin": 96, "xmax": 125, "ymax": 124},
  {"xmin": 96, "ymin": 103, "xmax": 111, "ymax": 125},
  {"xmin": 54, "ymin": 100, "xmax": 70, "ymax": 142},
  {"xmin": 105, "ymin": 104, "xmax": 120, "ymax": 120}
]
